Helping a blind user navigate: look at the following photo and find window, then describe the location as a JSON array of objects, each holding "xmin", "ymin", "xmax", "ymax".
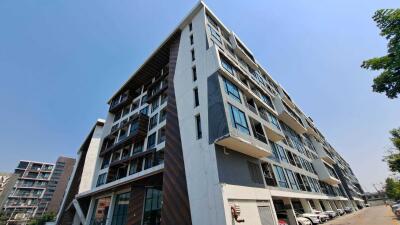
[
  {"xmin": 101, "ymin": 154, "xmax": 111, "ymax": 169},
  {"xmin": 151, "ymin": 98, "xmax": 159, "ymax": 113},
  {"xmin": 295, "ymin": 173, "xmax": 306, "ymax": 191},
  {"xmin": 229, "ymin": 104, "xmax": 250, "ymax": 135},
  {"xmin": 147, "ymin": 133, "xmax": 156, "ymax": 149},
  {"xmin": 189, "ymin": 23, "xmax": 192, "ymax": 31},
  {"xmin": 261, "ymin": 162, "xmax": 277, "ymax": 186},
  {"xmin": 274, "ymin": 143, "xmax": 289, "ymax": 163},
  {"xmin": 140, "ymin": 106, "xmax": 148, "ymax": 115},
  {"xmin": 191, "ymin": 49, "xmax": 195, "ymax": 61},
  {"xmin": 111, "ymin": 192, "xmax": 130, "ymax": 225},
  {"xmin": 261, "ymin": 94, "xmax": 274, "ymax": 109},
  {"xmin": 159, "ymin": 109, "xmax": 166, "ymax": 123},
  {"xmin": 247, "ymin": 161, "xmax": 263, "ymax": 184},
  {"xmin": 221, "ymin": 58, "xmax": 234, "ymax": 75},
  {"xmin": 190, "ymin": 34, "xmax": 194, "ymax": 45},
  {"xmin": 89, "ymin": 197, "xmax": 111, "ymax": 225},
  {"xmin": 149, "ymin": 114, "xmax": 158, "ymax": 130},
  {"xmin": 193, "ymin": 88, "xmax": 199, "ymax": 107},
  {"xmin": 160, "ymin": 93, "xmax": 167, "ymax": 105},
  {"xmin": 141, "ymin": 95, "xmax": 147, "ymax": 105},
  {"xmin": 273, "ymin": 165, "xmax": 289, "ymax": 188},
  {"xmin": 158, "ymin": 127, "xmax": 166, "ymax": 144},
  {"xmin": 96, "ymin": 173, "xmax": 107, "ymax": 187},
  {"xmin": 192, "ymin": 66, "xmax": 197, "ymax": 81},
  {"xmin": 267, "ymin": 112, "xmax": 280, "ymax": 130},
  {"xmin": 224, "ymin": 78, "xmax": 241, "ymax": 102},
  {"xmin": 133, "ymin": 142, "xmax": 143, "ymax": 154},
  {"xmin": 270, "ymin": 142, "xmax": 280, "ymax": 162},
  {"xmin": 285, "ymin": 169, "xmax": 299, "ymax": 190},
  {"xmin": 144, "ymin": 154, "xmax": 154, "ymax": 169},
  {"xmin": 301, "ymin": 174, "xmax": 312, "ymax": 192},
  {"xmin": 129, "ymin": 158, "xmax": 142, "ymax": 175},
  {"xmin": 143, "ymin": 188, "xmax": 162, "ymax": 225},
  {"xmin": 208, "ymin": 24, "xmax": 221, "ymax": 43},
  {"xmin": 113, "ymin": 111, "xmax": 121, "ymax": 122},
  {"xmin": 195, "ymin": 114, "xmax": 202, "ymax": 139}
]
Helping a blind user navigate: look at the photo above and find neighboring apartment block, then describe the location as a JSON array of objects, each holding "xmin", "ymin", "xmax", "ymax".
[
  {"xmin": 56, "ymin": 2, "xmax": 365, "ymax": 225},
  {"xmin": 3, "ymin": 157, "xmax": 75, "ymax": 225},
  {"xmin": 0, "ymin": 172, "xmax": 18, "ymax": 210}
]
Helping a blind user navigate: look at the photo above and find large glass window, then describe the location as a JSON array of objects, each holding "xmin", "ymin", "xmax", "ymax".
[
  {"xmin": 96, "ymin": 173, "xmax": 107, "ymax": 187},
  {"xmin": 267, "ymin": 112, "xmax": 280, "ymax": 130},
  {"xmin": 147, "ymin": 133, "xmax": 156, "ymax": 149},
  {"xmin": 143, "ymin": 188, "xmax": 162, "ymax": 225},
  {"xmin": 221, "ymin": 58, "xmax": 234, "ymax": 75},
  {"xmin": 224, "ymin": 78, "xmax": 241, "ymax": 102},
  {"xmin": 273, "ymin": 165, "xmax": 289, "ymax": 188},
  {"xmin": 274, "ymin": 143, "xmax": 289, "ymax": 163},
  {"xmin": 229, "ymin": 104, "xmax": 250, "ymax": 135},
  {"xmin": 285, "ymin": 169, "xmax": 299, "ymax": 190},
  {"xmin": 89, "ymin": 197, "xmax": 111, "ymax": 225},
  {"xmin": 111, "ymin": 192, "xmax": 130, "ymax": 225}
]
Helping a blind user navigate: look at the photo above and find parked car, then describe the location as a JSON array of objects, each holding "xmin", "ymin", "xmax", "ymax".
[
  {"xmin": 296, "ymin": 211, "xmax": 321, "ymax": 225},
  {"xmin": 365, "ymin": 203, "xmax": 370, "ymax": 207},
  {"xmin": 276, "ymin": 212, "xmax": 289, "ymax": 225},
  {"xmin": 394, "ymin": 207, "xmax": 400, "ymax": 219},
  {"xmin": 344, "ymin": 207, "xmax": 353, "ymax": 213},
  {"xmin": 276, "ymin": 211, "xmax": 311, "ymax": 225},
  {"xmin": 336, "ymin": 208, "xmax": 345, "ymax": 216},
  {"xmin": 297, "ymin": 216, "xmax": 312, "ymax": 225},
  {"xmin": 311, "ymin": 210, "xmax": 330, "ymax": 222},
  {"xmin": 323, "ymin": 210, "xmax": 337, "ymax": 219}
]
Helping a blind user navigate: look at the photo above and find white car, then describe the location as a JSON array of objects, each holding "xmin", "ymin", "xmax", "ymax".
[
  {"xmin": 311, "ymin": 210, "xmax": 329, "ymax": 222},
  {"xmin": 296, "ymin": 212, "xmax": 321, "ymax": 224},
  {"xmin": 337, "ymin": 208, "xmax": 345, "ymax": 216},
  {"xmin": 323, "ymin": 210, "xmax": 337, "ymax": 219},
  {"xmin": 297, "ymin": 216, "xmax": 312, "ymax": 225}
]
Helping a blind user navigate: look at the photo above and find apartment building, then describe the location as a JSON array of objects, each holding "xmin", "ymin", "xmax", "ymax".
[
  {"xmin": 3, "ymin": 160, "xmax": 55, "ymax": 224},
  {"xmin": 3, "ymin": 157, "xmax": 75, "ymax": 225},
  {"xmin": 56, "ymin": 2, "xmax": 364, "ymax": 225},
  {"xmin": 0, "ymin": 173, "xmax": 18, "ymax": 210},
  {"xmin": 46, "ymin": 157, "xmax": 76, "ymax": 214}
]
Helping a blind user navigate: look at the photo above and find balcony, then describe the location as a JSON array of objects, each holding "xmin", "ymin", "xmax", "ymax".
[
  {"xmin": 312, "ymin": 159, "xmax": 341, "ymax": 185},
  {"xmin": 275, "ymin": 99, "xmax": 306, "ymax": 134},
  {"xmin": 312, "ymin": 139, "xmax": 336, "ymax": 165},
  {"xmin": 146, "ymin": 78, "xmax": 168, "ymax": 103},
  {"xmin": 109, "ymin": 91, "xmax": 134, "ymax": 114},
  {"xmin": 215, "ymin": 129, "xmax": 272, "ymax": 158},
  {"xmin": 100, "ymin": 114, "xmax": 149, "ymax": 156},
  {"xmin": 259, "ymin": 111, "xmax": 285, "ymax": 142}
]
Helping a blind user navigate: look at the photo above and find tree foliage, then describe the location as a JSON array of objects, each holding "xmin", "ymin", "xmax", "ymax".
[
  {"xmin": 361, "ymin": 9, "xmax": 400, "ymax": 99},
  {"xmin": 385, "ymin": 127, "xmax": 400, "ymax": 173},
  {"xmin": 0, "ymin": 211, "xmax": 8, "ymax": 225},
  {"xmin": 28, "ymin": 212, "xmax": 56, "ymax": 225},
  {"xmin": 386, "ymin": 177, "xmax": 400, "ymax": 200}
]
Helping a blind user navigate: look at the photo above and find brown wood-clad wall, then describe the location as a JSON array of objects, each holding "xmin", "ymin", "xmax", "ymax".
[
  {"xmin": 126, "ymin": 173, "xmax": 163, "ymax": 225},
  {"xmin": 161, "ymin": 33, "xmax": 193, "ymax": 225}
]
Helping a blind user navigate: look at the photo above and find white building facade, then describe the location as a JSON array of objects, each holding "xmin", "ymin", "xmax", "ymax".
[{"xmin": 57, "ymin": 2, "xmax": 365, "ymax": 225}]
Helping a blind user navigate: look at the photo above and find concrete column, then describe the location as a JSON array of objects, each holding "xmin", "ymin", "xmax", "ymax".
[
  {"xmin": 351, "ymin": 201, "xmax": 358, "ymax": 211},
  {"xmin": 312, "ymin": 199, "xmax": 323, "ymax": 211},
  {"xmin": 336, "ymin": 200, "xmax": 344, "ymax": 209},
  {"xmin": 300, "ymin": 199, "xmax": 313, "ymax": 213},
  {"xmin": 282, "ymin": 198, "xmax": 297, "ymax": 225},
  {"xmin": 321, "ymin": 200, "xmax": 333, "ymax": 211},
  {"xmin": 329, "ymin": 201, "xmax": 338, "ymax": 212}
]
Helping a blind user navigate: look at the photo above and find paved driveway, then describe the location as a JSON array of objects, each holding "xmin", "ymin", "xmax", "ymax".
[{"xmin": 325, "ymin": 205, "xmax": 400, "ymax": 225}]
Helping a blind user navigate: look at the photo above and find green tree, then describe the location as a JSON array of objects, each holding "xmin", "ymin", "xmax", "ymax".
[
  {"xmin": 386, "ymin": 177, "xmax": 400, "ymax": 200},
  {"xmin": 361, "ymin": 9, "xmax": 400, "ymax": 99},
  {"xmin": 0, "ymin": 211, "xmax": 8, "ymax": 225},
  {"xmin": 28, "ymin": 212, "xmax": 56, "ymax": 225},
  {"xmin": 384, "ymin": 127, "xmax": 400, "ymax": 173}
]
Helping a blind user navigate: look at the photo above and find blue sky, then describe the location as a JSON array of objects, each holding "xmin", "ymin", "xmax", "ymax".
[{"xmin": 0, "ymin": 0, "xmax": 399, "ymax": 192}]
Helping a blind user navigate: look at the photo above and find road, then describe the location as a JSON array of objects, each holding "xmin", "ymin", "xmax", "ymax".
[{"xmin": 324, "ymin": 205, "xmax": 400, "ymax": 225}]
